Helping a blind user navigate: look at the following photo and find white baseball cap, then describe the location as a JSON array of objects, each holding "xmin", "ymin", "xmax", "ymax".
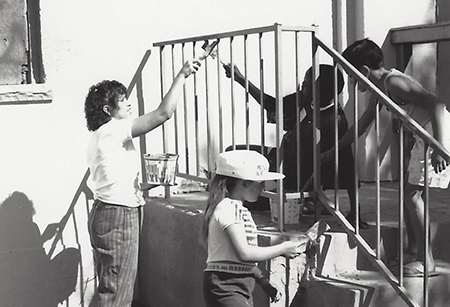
[{"xmin": 215, "ymin": 150, "xmax": 285, "ymax": 181}]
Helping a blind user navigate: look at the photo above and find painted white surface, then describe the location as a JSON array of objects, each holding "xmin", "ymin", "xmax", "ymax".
[{"xmin": 0, "ymin": 0, "xmax": 443, "ymax": 304}]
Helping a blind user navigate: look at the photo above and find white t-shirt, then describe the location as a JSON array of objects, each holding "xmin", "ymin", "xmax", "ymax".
[
  {"xmin": 87, "ymin": 118, "xmax": 145, "ymax": 207},
  {"xmin": 206, "ymin": 198, "xmax": 257, "ymax": 266}
]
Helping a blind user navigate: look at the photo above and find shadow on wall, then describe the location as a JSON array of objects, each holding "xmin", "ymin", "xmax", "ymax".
[{"xmin": 0, "ymin": 191, "xmax": 80, "ymax": 307}]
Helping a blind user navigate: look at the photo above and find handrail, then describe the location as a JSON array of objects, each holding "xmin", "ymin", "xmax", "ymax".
[
  {"xmin": 314, "ymin": 36, "xmax": 450, "ymax": 161},
  {"xmin": 153, "ymin": 24, "xmax": 316, "ymax": 46}
]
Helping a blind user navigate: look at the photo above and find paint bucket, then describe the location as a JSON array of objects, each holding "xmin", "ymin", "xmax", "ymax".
[
  {"xmin": 269, "ymin": 193, "xmax": 303, "ymax": 224},
  {"xmin": 143, "ymin": 153, "xmax": 179, "ymax": 185}
]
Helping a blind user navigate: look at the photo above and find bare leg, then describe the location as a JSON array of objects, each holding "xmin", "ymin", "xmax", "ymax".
[
  {"xmin": 345, "ymin": 184, "xmax": 368, "ymax": 229},
  {"xmin": 404, "ymin": 183, "xmax": 435, "ymax": 271},
  {"xmin": 403, "ymin": 202, "xmax": 418, "ymax": 259}
]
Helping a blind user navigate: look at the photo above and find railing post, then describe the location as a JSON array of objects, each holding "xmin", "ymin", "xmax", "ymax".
[
  {"xmin": 353, "ymin": 82, "xmax": 359, "ymax": 233},
  {"xmin": 230, "ymin": 36, "xmax": 236, "ymax": 151},
  {"xmin": 423, "ymin": 145, "xmax": 430, "ymax": 307},
  {"xmin": 274, "ymin": 23, "xmax": 285, "ymax": 231},
  {"xmin": 258, "ymin": 33, "xmax": 266, "ymax": 155},
  {"xmin": 333, "ymin": 62, "xmax": 340, "ymax": 210},
  {"xmin": 192, "ymin": 42, "xmax": 200, "ymax": 177},
  {"xmin": 295, "ymin": 32, "xmax": 302, "ymax": 192},
  {"xmin": 311, "ymin": 27, "xmax": 321, "ymax": 221},
  {"xmin": 181, "ymin": 43, "xmax": 190, "ymax": 174}
]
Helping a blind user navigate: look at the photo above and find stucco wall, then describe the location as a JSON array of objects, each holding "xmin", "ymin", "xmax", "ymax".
[
  {"xmin": 0, "ymin": 0, "xmax": 445, "ymax": 305},
  {"xmin": 0, "ymin": 1, "xmax": 334, "ymax": 305}
]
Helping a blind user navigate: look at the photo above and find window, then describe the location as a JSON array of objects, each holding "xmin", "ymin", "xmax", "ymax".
[{"xmin": 0, "ymin": 0, "xmax": 51, "ymax": 104}]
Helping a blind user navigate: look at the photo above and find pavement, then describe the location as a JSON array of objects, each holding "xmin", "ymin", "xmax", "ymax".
[{"xmin": 325, "ymin": 181, "xmax": 450, "ymax": 225}]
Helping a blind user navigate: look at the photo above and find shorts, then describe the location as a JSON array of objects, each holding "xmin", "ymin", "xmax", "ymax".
[{"xmin": 408, "ymin": 123, "xmax": 450, "ymax": 189}]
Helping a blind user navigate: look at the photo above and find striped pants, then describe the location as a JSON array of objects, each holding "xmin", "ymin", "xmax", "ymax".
[{"xmin": 88, "ymin": 200, "xmax": 143, "ymax": 307}]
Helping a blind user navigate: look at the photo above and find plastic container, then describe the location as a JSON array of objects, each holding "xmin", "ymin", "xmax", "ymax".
[
  {"xmin": 143, "ymin": 153, "xmax": 179, "ymax": 185},
  {"xmin": 269, "ymin": 193, "xmax": 303, "ymax": 224}
]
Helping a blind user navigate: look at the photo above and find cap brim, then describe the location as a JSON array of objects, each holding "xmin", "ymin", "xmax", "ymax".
[{"xmin": 246, "ymin": 172, "xmax": 285, "ymax": 181}]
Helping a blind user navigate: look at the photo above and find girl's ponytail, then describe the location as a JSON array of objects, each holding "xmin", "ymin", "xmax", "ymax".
[{"xmin": 199, "ymin": 175, "xmax": 239, "ymax": 248}]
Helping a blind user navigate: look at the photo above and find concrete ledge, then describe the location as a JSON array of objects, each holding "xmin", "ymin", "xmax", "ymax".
[
  {"xmin": 0, "ymin": 83, "xmax": 53, "ymax": 104},
  {"xmin": 137, "ymin": 192, "xmax": 311, "ymax": 307}
]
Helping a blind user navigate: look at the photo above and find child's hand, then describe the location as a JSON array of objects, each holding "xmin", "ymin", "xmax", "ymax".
[
  {"xmin": 222, "ymin": 63, "xmax": 244, "ymax": 81},
  {"xmin": 281, "ymin": 240, "xmax": 304, "ymax": 259},
  {"xmin": 431, "ymin": 151, "xmax": 449, "ymax": 173},
  {"xmin": 260, "ymin": 279, "xmax": 282, "ymax": 303},
  {"xmin": 292, "ymin": 234, "xmax": 309, "ymax": 253},
  {"xmin": 180, "ymin": 59, "xmax": 201, "ymax": 78}
]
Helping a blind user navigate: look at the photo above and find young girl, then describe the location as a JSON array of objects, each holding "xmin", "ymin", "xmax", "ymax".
[
  {"xmin": 85, "ymin": 58, "xmax": 200, "ymax": 306},
  {"xmin": 200, "ymin": 150, "xmax": 307, "ymax": 307}
]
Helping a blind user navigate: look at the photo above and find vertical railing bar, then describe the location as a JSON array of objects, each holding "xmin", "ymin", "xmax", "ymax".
[
  {"xmin": 244, "ymin": 35, "xmax": 250, "ymax": 149},
  {"xmin": 193, "ymin": 42, "xmax": 200, "ymax": 176},
  {"xmin": 171, "ymin": 45, "xmax": 179, "ymax": 157},
  {"xmin": 423, "ymin": 145, "xmax": 430, "ymax": 307},
  {"xmin": 376, "ymin": 99, "xmax": 381, "ymax": 260},
  {"xmin": 399, "ymin": 122, "xmax": 405, "ymax": 285},
  {"xmin": 295, "ymin": 31, "xmax": 301, "ymax": 192},
  {"xmin": 181, "ymin": 43, "xmax": 190, "ymax": 174},
  {"xmin": 333, "ymin": 62, "xmax": 339, "ymax": 210},
  {"xmin": 230, "ymin": 37, "xmax": 236, "ymax": 150},
  {"xmin": 204, "ymin": 40, "xmax": 212, "ymax": 174},
  {"xmin": 353, "ymin": 82, "xmax": 359, "ymax": 233},
  {"xmin": 259, "ymin": 33, "xmax": 266, "ymax": 155},
  {"xmin": 274, "ymin": 24, "xmax": 285, "ymax": 231},
  {"xmin": 216, "ymin": 40, "xmax": 224, "ymax": 153},
  {"xmin": 159, "ymin": 46, "xmax": 171, "ymax": 199},
  {"xmin": 311, "ymin": 30, "xmax": 321, "ymax": 221},
  {"xmin": 159, "ymin": 46, "xmax": 167, "ymax": 153}
]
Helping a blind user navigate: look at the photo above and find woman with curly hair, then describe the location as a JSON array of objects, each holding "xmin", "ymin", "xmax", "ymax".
[{"xmin": 84, "ymin": 58, "xmax": 200, "ymax": 307}]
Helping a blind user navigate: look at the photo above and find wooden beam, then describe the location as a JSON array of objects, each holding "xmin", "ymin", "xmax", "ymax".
[{"xmin": 391, "ymin": 22, "xmax": 450, "ymax": 44}]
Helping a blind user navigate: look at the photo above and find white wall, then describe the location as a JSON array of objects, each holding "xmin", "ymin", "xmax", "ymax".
[
  {"xmin": 0, "ymin": 0, "xmax": 444, "ymax": 305},
  {"xmin": 0, "ymin": 1, "xmax": 334, "ymax": 305}
]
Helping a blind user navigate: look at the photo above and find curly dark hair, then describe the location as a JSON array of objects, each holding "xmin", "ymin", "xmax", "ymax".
[{"xmin": 84, "ymin": 80, "xmax": 127, "ymax": 131}]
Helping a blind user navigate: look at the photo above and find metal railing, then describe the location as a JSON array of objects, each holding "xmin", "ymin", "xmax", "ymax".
[
  {"xmin": 315, "ymin": 25, "xmax": 450, "ymax": 307},
  {"xmin": 153, "ymin": 24, "xmax": 450, "ymax": 307},
  {"xmin": 154, "ymin": 23, "xmax": 320, "ymax": 228}
]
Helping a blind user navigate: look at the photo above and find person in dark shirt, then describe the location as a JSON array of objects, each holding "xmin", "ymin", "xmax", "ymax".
[{"xmin": 223, "ymin": 63, "xmax": 368, "ymax": 229}]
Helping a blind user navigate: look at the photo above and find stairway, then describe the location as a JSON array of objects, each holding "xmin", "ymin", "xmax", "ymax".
[{"xmin": 295, "ymin": 224, "xmax": 450, "ymax": 307}]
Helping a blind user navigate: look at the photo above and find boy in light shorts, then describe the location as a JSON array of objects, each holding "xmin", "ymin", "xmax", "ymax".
[{"xmin": 322, "ymin": 38, "xmax": 450, "ymax": 276}]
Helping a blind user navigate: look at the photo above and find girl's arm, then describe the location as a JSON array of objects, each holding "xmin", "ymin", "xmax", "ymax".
[
  {"xmin": 387, "ymin": 75, "xmax": 449, "ymax": 172},
  {"xmin": 225, "ymin": 224, "xmax": 307, "ymax": 262},
  {"xmin": 131, "ymin": 59, "xmax": 201, "ymax": 138}
]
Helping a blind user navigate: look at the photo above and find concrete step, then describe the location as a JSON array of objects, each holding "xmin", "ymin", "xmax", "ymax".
[
  {"xmin": 299, "ymin": 261, "xmax": 450, "ymax": 307},
  {"xmin": 300, "ymin": 229, "xmax": 450, "ymax": 307}
]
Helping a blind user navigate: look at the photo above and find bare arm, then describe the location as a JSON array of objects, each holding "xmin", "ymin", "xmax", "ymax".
[
  {"xmin": 387, "ymin": 75, "xmax": 449, "ymax": 172},
  {"xmin": 321, "ymin": 94, "xmax": 377, "ymax": 162},
  {"xmin": 222, "ymin": 63, "xmax": 277, "ymax": 111},
  {"xmin": 131, "ymin": 59, "xmax": 201, "ymax": 138},
  {"xmin": 225, "ymin": 223, "xmax": 307, "ymax": 262}
]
